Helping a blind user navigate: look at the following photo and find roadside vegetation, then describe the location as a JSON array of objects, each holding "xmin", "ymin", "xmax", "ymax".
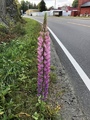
[
  {"xmin": 0, "ymin": 18, "xmax": 61, "ymax": 120},
  {"xmin": 72, "ymin": 0, "xmax": 78, "ymax": 8}
]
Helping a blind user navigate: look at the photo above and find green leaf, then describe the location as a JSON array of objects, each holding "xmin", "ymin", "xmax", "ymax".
[
  {"xmin": 2, "ymin": 86, "xmax": 11, "ymax": 96},
  {"xmin": 0, "ymin": 111, "xmax": 4, "ymax": 115},
  {"xmin": 32, "ymin": 112, "xmax": 39, "ymax": 120}
]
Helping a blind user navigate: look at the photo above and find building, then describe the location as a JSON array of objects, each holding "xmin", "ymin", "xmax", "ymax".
[
  {"xmin": 58, "ymin": 6, "xmax": 78, "ymax": 16},
  {"xmin": 78, "ymin": 0, "xmax": 90, "ymax": 15},
  {"xmin": 58, "ymin": 6, "xmax": 77, "ymax": 11},
  {"xmin": 26, "ymin": 9, "xmax": 39, "ymax": 16}
]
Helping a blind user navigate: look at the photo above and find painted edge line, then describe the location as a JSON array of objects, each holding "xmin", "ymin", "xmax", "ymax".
[
  {"xmin": 24, "ymin": 16, "xmax": 90, "ymax": 91},
  {"xmin": 48, "ymin": 27, "xmax": 90, "ymax": 91}
]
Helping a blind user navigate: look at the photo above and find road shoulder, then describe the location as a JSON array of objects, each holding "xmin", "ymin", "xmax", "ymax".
[{"xmin": 50, "ymin": 39, "xmax": 87, "ymax": 120}]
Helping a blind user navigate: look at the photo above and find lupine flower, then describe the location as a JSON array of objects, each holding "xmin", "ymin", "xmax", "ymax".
[{"xmin": 37, "ymin": 13, "xmax": 50, "ymax": 100}]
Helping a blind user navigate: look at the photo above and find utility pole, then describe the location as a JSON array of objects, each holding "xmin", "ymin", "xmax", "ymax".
[{"xmin": 55, "ymin": 0, "xmax": 56, "ymax": 8}]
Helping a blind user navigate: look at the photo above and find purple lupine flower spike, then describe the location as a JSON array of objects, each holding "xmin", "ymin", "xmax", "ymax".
[{"xmin": 37, "ymin": 13, "xmax": 50, "ymax": 100}]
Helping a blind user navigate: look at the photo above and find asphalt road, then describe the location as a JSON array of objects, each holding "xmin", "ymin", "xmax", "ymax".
[
  {"xmin": 24, "ymin": 15, "xmax": 90, "ymax": 119},
  {"xmin": 29, "ymin": 16, "xmax": 90, "ymax": 78},
  {"xmin": 48, "ymin": 17, "xmax": 90, "ymax": 77}
]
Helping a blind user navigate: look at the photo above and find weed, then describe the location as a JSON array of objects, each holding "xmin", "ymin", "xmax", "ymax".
[
  {"xmin": 0, "ymin": 24, "xmax": 8, "ymax": 34},
  {"xmin": 32, "ymin": 97, "xmax": 61, "ymax": 120},
  {"xmin": 50, "ymin": 65, "xmax": 56, "ymax": 71},
  {"xmin": 11, "ymin": 22, "xmax": 26, "ymax": 35},
  {"xmin": 0, "ymin": 20, "xmax": 26, "ymax": 43},
  {"xmin": 50, "ymin": 72, "xmax": 57, "ymax": 83}
]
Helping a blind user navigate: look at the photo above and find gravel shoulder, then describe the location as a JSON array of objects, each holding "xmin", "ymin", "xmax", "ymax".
[{"xmin": 50, "ymin": 39, "xmax": 87, "ymax": 120}]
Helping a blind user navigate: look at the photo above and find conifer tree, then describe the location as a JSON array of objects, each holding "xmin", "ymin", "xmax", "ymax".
[{"xmin": 38, "ymin": 0, "xmax": 47, "ymax": 12}]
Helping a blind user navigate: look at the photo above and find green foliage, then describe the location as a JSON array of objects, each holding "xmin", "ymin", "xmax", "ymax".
[
  {"xmin": 50, "ymin": 65, "xmax": 56, "ymax": 71},
  {"xmin": 0, "ymin": 24, "xmax": 8, "ymax": 34},
  {"xmin": 38, "ymin": 0, "xmax": 47, "ymax": 12},
  {"xmin": 32, "ymin": 97, "xmax": 46, "ymax": 120},
  {"xmin": 0, "ymin": 18, "xmax": 41, "ymax": 120},
  {"xmin": 50, "ymin": 66, "xmax": 57, "ymax": 83},
  {"xmin": 28, "ymin": 2, "xmax": 38, "ymax": 9},
  {"xmin": 72, "ymin": 0, "xmax": 78, "ymax": 8},
  {"xmin": 10, "ymin": 22, "xmax": 26, "ymax": 35},
  {"xmin": 20, "ymin": 0, "xmax": 38, "ymax": 13},
  {"xmin": 50, "ymin": 72, "xmax": 57, "ymax": 83},
  {"xmin": 46, "ymin": 103, "xmax": 61, "ymax": 119},
  {"xmin": 32, "ymin": 97, "xmax": 61, "ymax": 120},
  {"xmin": 0, "ymin": 24, "xmax": 9, "ymax": 42},
  {"xmin": 14, "ymin": 0, "xmax": 22, "ymax": 21},
  {"xmin": 0, "ymin": 21, "xmax": 26, "ymax": 42},
  {"xmin": 20, "ymin": 0, "xmax": 28, "ymax": 13}
]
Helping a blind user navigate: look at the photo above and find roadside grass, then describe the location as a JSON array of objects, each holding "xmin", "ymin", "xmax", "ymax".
[
  {"xmin": 0, "ymin": 21, "xmax": 26, "ymax": 43},
  {"xmin": 0, "ymin": 18, "xmax": 41, "ymax": 120},
  {"xmin": 0, "ymin": 18, "xmax": 61, "ymax": 120}
]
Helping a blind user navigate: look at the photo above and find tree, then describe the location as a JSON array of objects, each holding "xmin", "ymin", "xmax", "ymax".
[
  {"xmin": 33, "ymin": 3, "xmax": 38, "ymax": 9},
  {"xmin": 20, "ymin": 1, "xmax": 38, "ymax": 13},
  {"xmin": 38, "ymin": 0, "xmax": 47, "ymax": 12},
  {"xmin": 20, "ymin": 0, "xmax": 28, "ymax": 13},
  {"xmin": 72, "ymin": 0, "xmax": 78, "ymax": 8},
  {"xmin": 26, "ymin": 1, "xmax": 30, "ymax": 9}
]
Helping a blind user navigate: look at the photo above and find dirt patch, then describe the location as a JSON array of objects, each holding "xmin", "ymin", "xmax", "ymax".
[{"xmin": 50, "ymin": 39, "xmax": 87, "ymax": 120}]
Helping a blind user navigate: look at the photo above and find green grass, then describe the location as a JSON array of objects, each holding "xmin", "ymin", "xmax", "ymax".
[{"xmin": 0, "ymin": 18, "xmax": 41, "ymax": 120}]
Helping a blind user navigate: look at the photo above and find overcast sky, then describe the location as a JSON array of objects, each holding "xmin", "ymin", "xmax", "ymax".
[{"xmin": 18, "ymin": 0, "xmax": 74, "ymax": 8}]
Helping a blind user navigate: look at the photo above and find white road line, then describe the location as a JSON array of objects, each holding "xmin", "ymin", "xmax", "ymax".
[
  {"xmin": 25, "ymin": 16, "xmax": 90, "ymax": 91},
  {"xmin": 48, "ymin": 27, "xmax": 90, "ymax": 91}
]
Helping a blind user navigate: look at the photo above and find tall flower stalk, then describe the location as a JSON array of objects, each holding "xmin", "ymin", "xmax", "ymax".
[{"xmin": 37, "ymin": 13, "xmax": 50, "ymax": 100}]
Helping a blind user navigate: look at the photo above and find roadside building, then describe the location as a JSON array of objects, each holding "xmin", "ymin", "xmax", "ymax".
[
  {"xmin": 59, "ymin": 5, "xmax": 78, "ymax": 16},
  {"xmin": 78, "ymin": 0, "xmax": 90, "ymax": 15},
  {"xmin": 26, "ymin": 9, "xmax": 39, "ymax": 16}
]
